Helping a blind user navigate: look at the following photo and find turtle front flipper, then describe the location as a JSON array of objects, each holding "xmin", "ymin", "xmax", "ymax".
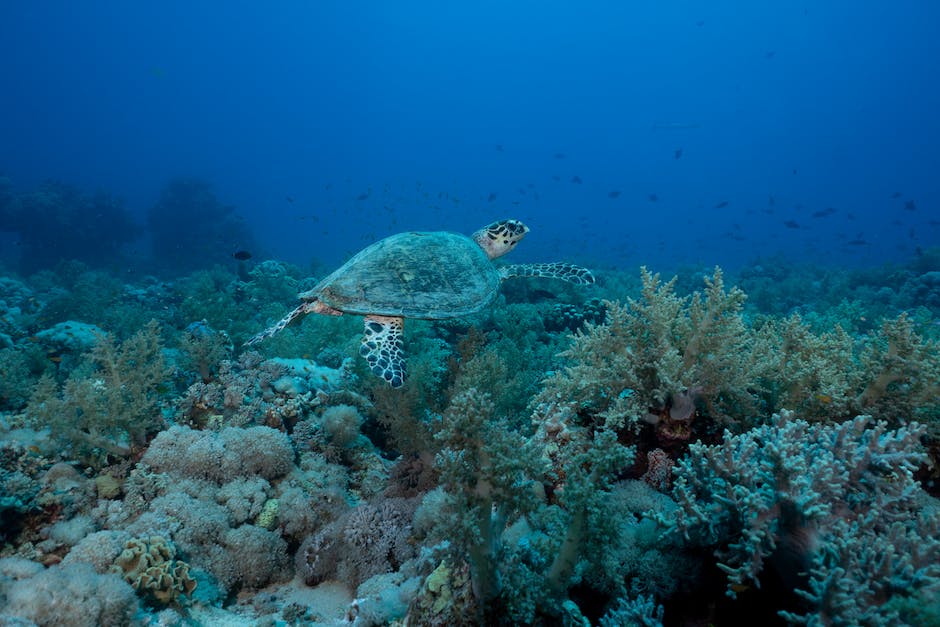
[
  {"xmin": 244, "ymin": 301, "xmax": 322, "ymax": 346},
  {"xmin": 360, "ymin": 315, "xmax": 406, "ymax": 388},
  {"xmin": 499, "ymin": 262, "xmax": 595, "ymax": 285}
]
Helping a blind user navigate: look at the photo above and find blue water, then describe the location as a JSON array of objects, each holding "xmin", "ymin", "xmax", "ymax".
[{"xmin": 1, "ymin": 2, "xmax": 937, "ymax": 275}]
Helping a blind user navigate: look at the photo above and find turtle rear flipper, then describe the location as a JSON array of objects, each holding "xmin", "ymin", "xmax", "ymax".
[
  {"xmin": 244, "ymin": 301, "xmax": 321, "ymax": 346},
  {"xmin": 359, "ymin": 315, "xmax": 406, "ymax": 388},
  {"xmin": 499, "ymin": 262, "xmax": 595, "ymax": 285}
]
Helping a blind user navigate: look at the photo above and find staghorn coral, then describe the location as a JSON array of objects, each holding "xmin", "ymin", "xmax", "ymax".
[
  {"xmin": 665, "ymin": 411, "xmax": 936, "ymax": 623},
  {"xmin": 780, "ymin": 512, "xmax": 940, "ymax": 626},
  {"xmin": 599, "ymin": 594, "xmax": 665, "ymax": 627}
]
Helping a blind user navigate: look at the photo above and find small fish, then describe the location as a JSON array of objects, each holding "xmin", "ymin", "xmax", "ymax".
[
  {"xmin": 495, "ymin": 144, "xmax": 504, "ymax": 152},
  {"xmin": 714, "ymin": 200, "xmax": 729, "ymax": 209},
  {"xmin": 847, "ymin": 238, "xmax": 868, "ymax": 246},
  {"xmin": 811, "ymin": 208, "xmax": 836, "ymax": 218},
  {"xmin": 904, "ymin": 200, "xmax": 917, "ymax": 211},
  {"xmin": 608, "ymin": 190, "xmax": 621, "ymax": 199},
  {"xmin": 554, "ymin": 153, "xmax": 566, "ymax": 159},
  {"xmin": 815, "ymin": 393, "xmax": 833, "ymax": 405},
  {"xmin": 674, "ymin": 148, "xmax": 683, "ymax": 159},
  {"xmin": 487, "ymin": 192, "xmax": 497, "ymax": 202},
  {"xmin": 571, "ymin": 175, "xmax": 582, "ymax": 184},
  {"xmin": 648, "ymin": 194, "xmax": 658, "ymax": 202},
  {"xmin": 784, "ymin": 220, "xmax": 801, "ymax": 229},
  {"xmin": 551, "ymin": 175, "xmax": 561, "ymax": 182},
  {"xmin": 356, "ymin": 192, "xmax": 370, "ymax": 201},
  {"xmin": 285, "ymin": 195, "xmax": 294, "ymax": 203},
  {"xmin": 232, "ymin": 250, "xmax": 252, "ymax": 261},
  {"xmin": 764, "ymin": 51, "xmax": 776, "ymax": 59},
  {"xmin": 891, "ymin": 191, "xmax": 902, "ymax": 199}
]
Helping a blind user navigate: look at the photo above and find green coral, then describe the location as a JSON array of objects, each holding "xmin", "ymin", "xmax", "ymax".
[
  {"xmin": 434, "ymin": 388, "xmax": 545, "ymax": 616},
  {"xmin": 25, "ymin": 320, "xmax": 170, "ymax": 464},
  {"xmin": 537, "ymin": 266, "xmax": 757, "ymax": 431},
  {"xmin": 255, "ymin": 498, "xmax": 279, "ymax": 530}
]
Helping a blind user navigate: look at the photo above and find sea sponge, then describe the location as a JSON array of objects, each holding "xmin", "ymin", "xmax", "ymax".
[{"xmin": 109, "ymin": 536, "xmax": 196, "ymax": 605}]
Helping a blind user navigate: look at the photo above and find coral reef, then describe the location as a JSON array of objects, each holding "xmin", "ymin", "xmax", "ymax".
[
  {"xmin": 0, "ymin": 180, "xmax": 140, "ymax": 273},
  {"xmin": 0, "ymin": 258, "xmax": 938, "ymax": 625}
]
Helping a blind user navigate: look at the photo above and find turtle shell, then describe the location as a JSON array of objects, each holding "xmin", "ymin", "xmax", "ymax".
[{"xmin": 302, "ymin": 231, "xmax": 500, "ymax": 319}]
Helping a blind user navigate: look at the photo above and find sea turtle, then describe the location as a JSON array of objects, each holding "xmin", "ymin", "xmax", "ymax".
[{"xmin": 246, "ymin": 219, "xmax": 594, "ymax": 387}]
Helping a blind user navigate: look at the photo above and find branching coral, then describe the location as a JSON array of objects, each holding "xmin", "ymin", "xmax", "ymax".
[
  {"xmin": 665, "ymin": 411, "xmax": 936, "ymax": 623},
  {"xmin": 857, "ymin": 313, "xmax": 940, "ymax": 423},
  {"xmin": 536, "ymin": 266, "xmax": 758, "ymax": 435},
  {"xmin": 25, "ymin": 320, "xmax": 169, "ymax": 463},
  {"xmin": 433, "ymin": 388, "xmax": 545, "ymax": 614}
]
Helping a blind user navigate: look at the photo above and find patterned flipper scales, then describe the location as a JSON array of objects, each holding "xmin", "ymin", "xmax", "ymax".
[
  {"xmin": 244, "ymin": 301, "xmax": 320, "ymax": 346},
  {"xmin": 499, "ymin": 262, "xmax": 595, "ymax": 285},
  {"xmin": 359, "ymin": 315, "xmax": 406, "ymax": 388}
]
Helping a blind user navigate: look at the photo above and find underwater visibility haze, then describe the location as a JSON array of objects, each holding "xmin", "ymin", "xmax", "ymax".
[{"xmin": 1, "ymin": 2, "xmax": 939, "ymax": 626}]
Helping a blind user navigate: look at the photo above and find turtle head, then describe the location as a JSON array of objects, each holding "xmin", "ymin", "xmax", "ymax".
[{"xmin": 472, "ymin": 219, "xmax": 529, "ymax": 259}]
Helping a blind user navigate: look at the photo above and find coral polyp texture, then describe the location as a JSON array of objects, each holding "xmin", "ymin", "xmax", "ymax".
[{"xmin": 0, "ymin": 258, "xmax": 939, "ymax": 626}]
